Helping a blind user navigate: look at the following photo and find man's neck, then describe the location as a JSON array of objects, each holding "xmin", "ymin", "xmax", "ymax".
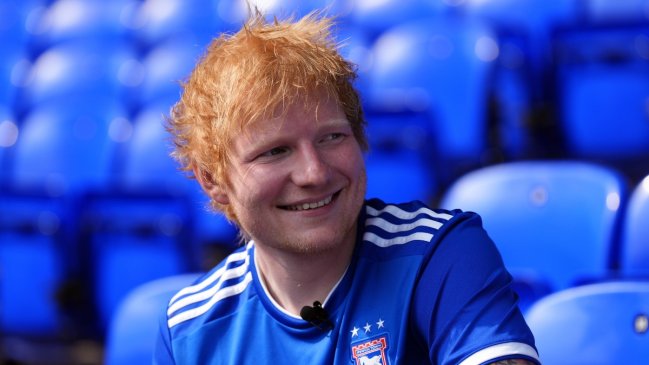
[{"xmin": 254, "ymin": 238, "xmax": 356, "ymax": 316}]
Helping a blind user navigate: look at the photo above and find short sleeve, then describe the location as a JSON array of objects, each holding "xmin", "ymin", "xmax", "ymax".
[
  {"xmin": 410, "ymin": 212, "xmax": 540, "ymax": 365},
  {"xmin": 153, "ymin": 306, "xmax": 176, "ymax": 365}
]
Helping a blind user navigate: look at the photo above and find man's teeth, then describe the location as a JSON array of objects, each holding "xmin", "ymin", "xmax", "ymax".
[{"xmin": 289, "ymin": 195, "xmax": 333, "ymax": 211}]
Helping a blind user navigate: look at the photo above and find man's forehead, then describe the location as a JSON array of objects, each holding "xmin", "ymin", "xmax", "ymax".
[
  {"xmin": 239, "ymin": 115, "xmax": 350, "ymax": 142},
  {"xmin": 244, "ymin": 96, "xmax": 344, "ymax": 130}
]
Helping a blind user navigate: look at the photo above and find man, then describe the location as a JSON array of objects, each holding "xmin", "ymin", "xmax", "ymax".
[{"xmin": 154, "ymin": 11, "xmax": 540, "ymax": 365}]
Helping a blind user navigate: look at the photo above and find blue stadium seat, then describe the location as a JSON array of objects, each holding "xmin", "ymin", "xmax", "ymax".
[
  {"xmin": 621, "ymin": 174, "xmax": 649, "ymax": 277},
  {"xmin": 463, "ymin": 0, "xmax": 584, "ymax": 159},
  {"xmin": 123, "ymin": 103, "xmax": 238, "ymax": 249},
  {"xmin": 489, "ymin": 58, "xmax": 535, "ymax": 160},
  {"xmin": 80, "ymin": 103, "xmax": 193, "ymax": 329},
  {"xmin": 464, "ymin": 0, "xmax": 582, "ymax": 95},
  {"xmin": 104, "ymin": 273, "xmax": 201, "ymax": 365},
  {"xmin": 216, "ymin": 0, "xmax": 343, "ymax": 29},
  {"xmin": 116, "ymin": 103, "xmax": 191, "ymax": 195},
  {"xmin": 364, "ymin": 109, "xmax": 438, "ymax": 203},
  {"xmin": 440, "ymin": 161, "xmax": 627, "ymax": 309},
  {"xmin": 367, "ymin": 17, "xmax": 499, "ymax": 183},
  {"xmin": 525, "ymin": 281, "xmax": 649, "ymax": 364},
  {"xmin": 15, "ymin": 41, "xmax": 136, "ymax": 114},
  {"xmin": 133, "ymin": 0, "xmax": 225, "ymax": 51},
  {"xmin": 135, "ymin": 39, "xmax": 201, "ymax": 109},
  {"xmin": 553, "ymin": 24, "xmax": 649, "ymax": 165},
  {"xmin": 0, "ymin": 230, "xmax": 68, "ymax": 336},
  {"xmin": 558, "ymin": 63, "xmax": 649, "ymax": 157},
  {"xmin": 584, "ymin": 0, "xmax": 649, "ymax": 23},
  {"xmin": 123, "ymin": 102, "xmax": 236, "ymax": 245},
  {"xmin": 26, "ymin": 0, "xmax": 135, "ymax": 55},
  {"xmin": 0, "ymin": 109, "xmax": 18, "ymax": 185},
  {"xmin": 1, "ymin": 185, "xmax": 82, "ymax": 339},
  {"xmin": 1, "ymin": 123, "xmax": 75, "ymax": 337},
  {"xmin": 82, "ymin": 197, "xmax": 195, "ymax": 330},
  {"xmin": 80, "ymin": 102, "xmax": 235, "ymax": 329},
  {"xmin": 11, "ymin": 102, "xmax": 123, "ymax": 195},
  {"xmin": 0, "ymin": 102, "xmax": 125, "ymax": 336},
  {"xmin": 333, "ymin": 24, "xmax": 374, "ymax": 98},
  {"xmin": 0, "ymin": 51, "xmax": 25, "ymax": 113},
  {"xmin": 347, "ymin": 0, "xmax": 454, "ymax": 40},
  {"xmin": 0, "ymin": 0, "xmax": 42, "ymax": 57}
]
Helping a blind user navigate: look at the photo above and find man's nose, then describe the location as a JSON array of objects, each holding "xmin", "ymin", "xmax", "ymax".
[{"xmin": 292, "ymin": 144, "xmax": 330, "ymax": 187}]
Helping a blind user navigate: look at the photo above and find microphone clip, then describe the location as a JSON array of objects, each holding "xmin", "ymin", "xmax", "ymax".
[{"xmin": 300, "ymin": 301, "xmax": 333, "ymax": 332}]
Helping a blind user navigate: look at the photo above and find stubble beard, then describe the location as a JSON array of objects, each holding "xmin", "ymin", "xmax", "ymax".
[
  {"xmin": 287, "ymin": 169, "xmax": 367, "ymax": 256},
  {"xmin": 243, "ymin": 170, "xmax": 367, "ymax": 256}
]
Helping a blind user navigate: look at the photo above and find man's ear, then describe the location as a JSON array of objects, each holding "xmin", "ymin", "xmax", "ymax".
[{"xmin": 194, "ymin": 167, "xmax": 230, "ymax": 205}]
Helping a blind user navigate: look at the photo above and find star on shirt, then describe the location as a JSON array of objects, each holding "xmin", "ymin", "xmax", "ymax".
[
  {"xmin": 351, "ymin": 326, "xmax": 360, "ymax": 337},
  {"xmin": 376, "ymin": 318, "xmax": 385, "ymax": 329},
  {"xmin": 364, "ymin": 322, "xmax": 372, "ymax": 333}
]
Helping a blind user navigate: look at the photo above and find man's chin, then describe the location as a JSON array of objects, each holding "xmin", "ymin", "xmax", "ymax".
[{"xmin": 271, "ymin": 229, "xmax": 353, "ymax": 256}]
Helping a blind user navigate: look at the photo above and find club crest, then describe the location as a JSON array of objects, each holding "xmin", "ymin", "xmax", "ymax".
[{"xmin": 351, "ymin": 336, "xmax": 389, "ymax": 365}]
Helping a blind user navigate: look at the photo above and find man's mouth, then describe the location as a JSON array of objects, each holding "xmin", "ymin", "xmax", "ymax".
[{"xmin": 281, "ymin": 192, "xmax": 338, "ymax": 211}]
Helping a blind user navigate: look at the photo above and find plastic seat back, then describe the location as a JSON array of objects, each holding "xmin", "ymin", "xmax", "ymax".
[
  {"xmin": 27, "ymin": 0, "xmax": 134, "ymax": 54},
  {"xmin": 123, "ymin": 103, "xmax": 238, "ymax": 249},
  {"xmin": 116, "ymin": 102, "xmax": 190, "ymax": 194},
  {"xmin": 441, "ymin": 161, "xmax": 627, "ymax": 295},
  {"xmin": 135, "ymin": 39, "xmax": 201, "ymax": 109},
  {"xmin": 89, "ymin": 221, "xmax": 194, "ymax": 329},
  {"xmin": 16, "ymin": 42, "xmax": 135, "ymax": 113},
  {"xmin": 553, "ymin": 24, "xmax": 649, "ymax": 160},
  {"xmin": 0, "ymin": 49, "xmax": 26, "ymax": 110},
  {"xmin": 367, "ymin": 17, "xmax": 498, "ymax": 182},
  {"xmin": 0, "ymin": 109, "xmax": 19, "ymax": 185},
  {"xmin": 11, "ymin": 102, "xmax": 124, "ymax": 195},
  {"xmin": 464, "ymin": 0, "xmax": 581, "ymax": 87},
  {"xmin": 364, "ymin": 109, "xmax": 438, "ymax": 203},
  {"xmin": 621, "ymin": 175, "xmax": 649, "ymax": 277},
  {"xmin": 347, "ymin": 0, "xmax": 450, "ymax": 40},
  {"xmin": 104, "ymin": 273, "xmax": 202, "ymax": 365},
  {"xmin": 0, "ymin": 231, "xmax": 67, "ymax": 336},
  {"xmin": 584, "ymin": 0, "xmax": 649, "ymax": 23},
  {"xmin": 134, "ymin": 0, "xmax": 227, "ymax": 51},
  {"xmin": 526, "ymin": 281, "xmax": 649, "ymax": 365},
  {"xmin": 216, "ymin": 0, "xmax": 341, "ymax": 30},
  {"xmin": 0, "ymin": 1, "xmax": 39, "ymax": 56}
]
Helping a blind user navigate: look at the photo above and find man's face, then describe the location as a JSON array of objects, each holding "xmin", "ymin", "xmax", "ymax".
[{"xmin": 217, "ymin": 94, "xmax": 367, "ymax": 254}]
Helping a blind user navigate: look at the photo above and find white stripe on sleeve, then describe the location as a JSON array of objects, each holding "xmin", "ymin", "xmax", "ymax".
[{"xmin": 458, "ymin": 342, "xmax": 540, "ymax": 365}]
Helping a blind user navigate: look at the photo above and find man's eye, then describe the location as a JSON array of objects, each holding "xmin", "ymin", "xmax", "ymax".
[
  {"xmin": 261, "ymin": 147, "xmax": 288, "ymax": 158},
  {"xmin": 322, "ymin": 133, "xmax": 344, "ymax": 142}
]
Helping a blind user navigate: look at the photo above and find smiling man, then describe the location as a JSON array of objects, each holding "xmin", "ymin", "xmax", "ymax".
[{"xmin": 154, "ymin": 11, "xmax": 541, "ymax": 365}]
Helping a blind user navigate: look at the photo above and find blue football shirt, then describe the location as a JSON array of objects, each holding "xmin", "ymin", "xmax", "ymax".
[{"xmin": 154, "ymin": 199, "xmax": 540, "ymax": 364}]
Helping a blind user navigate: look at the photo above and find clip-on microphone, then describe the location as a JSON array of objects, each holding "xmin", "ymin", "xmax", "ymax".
[{"xmin": 300, "ymin": 301, "xmax": 333, "ymax": 332}]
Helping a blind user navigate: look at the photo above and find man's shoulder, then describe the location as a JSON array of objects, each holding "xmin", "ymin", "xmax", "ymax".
[
  {"xmin": 163, "ymin": 242, "xmax": 255, "ymax": 336},
  {"xmin": 361, "ymin": 198, "xmax": 471, "ymax": 250}
]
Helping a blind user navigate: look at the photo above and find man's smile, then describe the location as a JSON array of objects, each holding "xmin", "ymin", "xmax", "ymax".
[{"xmin": 280, "ymin": 191, "xmax": 340, "ymax": 211}]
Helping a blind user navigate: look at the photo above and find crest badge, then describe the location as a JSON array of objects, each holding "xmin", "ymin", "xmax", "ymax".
[{"xmin": 351, "ymin": 335, "xmax": 389, "ymax": 365}]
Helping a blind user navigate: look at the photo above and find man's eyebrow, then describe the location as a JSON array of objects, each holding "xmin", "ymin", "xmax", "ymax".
[{"xmin": 318, "ymin": 118, "xmax": 351, "ymax": 128}]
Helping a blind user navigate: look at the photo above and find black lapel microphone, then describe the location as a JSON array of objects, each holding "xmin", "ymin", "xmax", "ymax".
[{"xmin": 300, "ymin": 301, "xmax": 333, "ymax": 332}]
